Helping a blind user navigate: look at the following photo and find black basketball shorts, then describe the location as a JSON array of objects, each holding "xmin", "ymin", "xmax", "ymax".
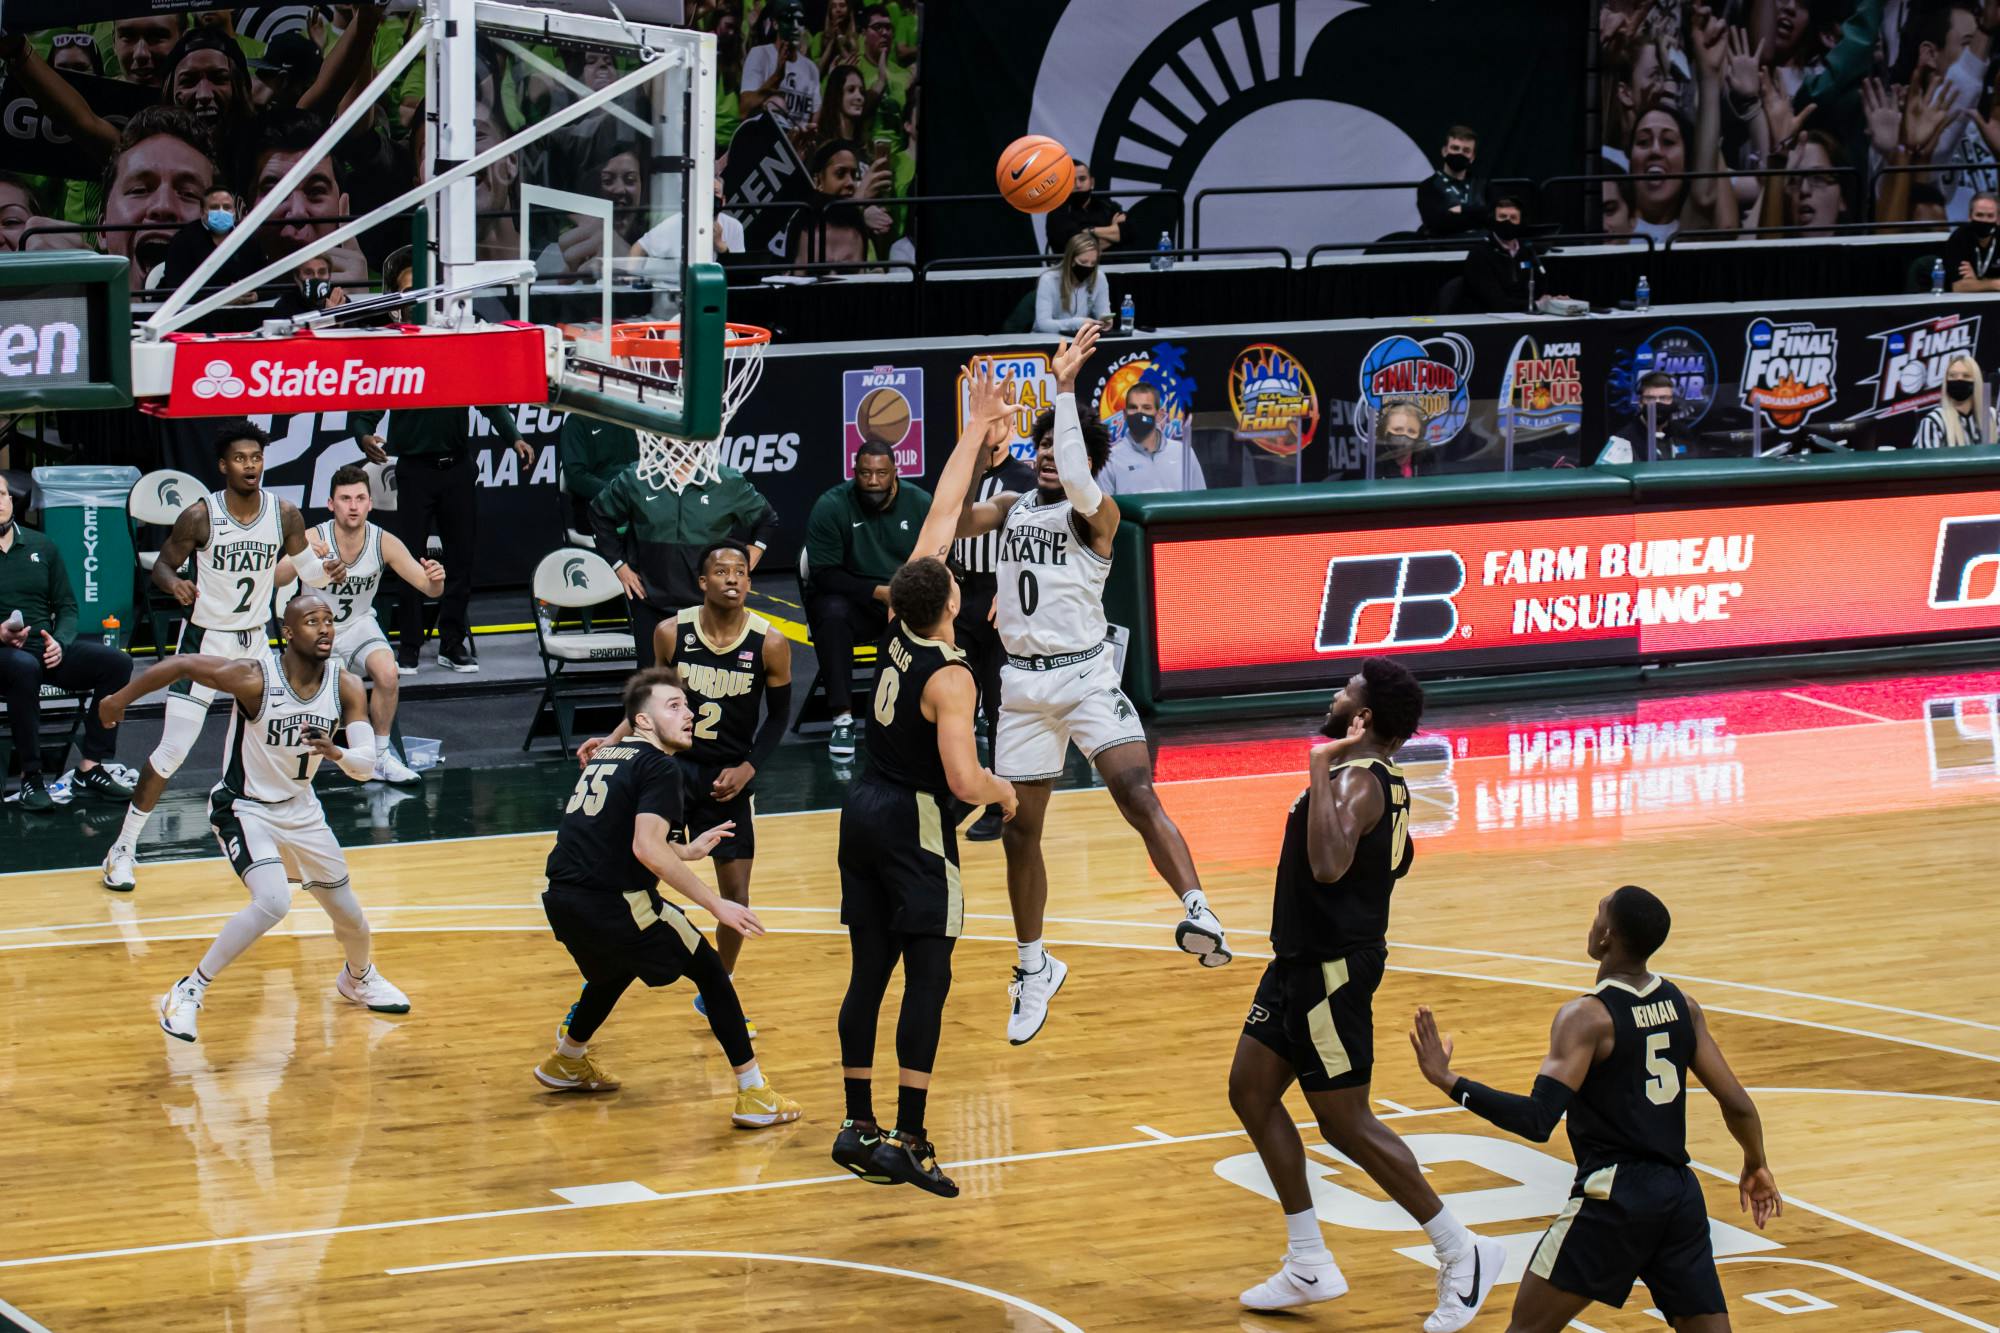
[
  {"xmin": 670, "ymin": 758, "xmax": 757, "ymax": 863},
  {"xmin": 543, "ymin": 883, "xmax": 708, "ymax": 987},
  {"xmin": 1528, "ymin": 1160, "xmax": 1727, "ymax": 1318},
  {"xmin": 1241, "ymin": 947, "xmax": 1387, "ymax": 1092},
  {"xmin": 837, "ymin": 773, "xmax": 964, "ymax": 938}
]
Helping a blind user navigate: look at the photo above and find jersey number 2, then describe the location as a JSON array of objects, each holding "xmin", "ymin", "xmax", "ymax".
[
  {"xmin": 567, "ymin": 763, "xmax": 613, "ymax": 816},
  {"xmin": 1644, "ymin": 1031, "xmax": 1681, "ymax": 1105},
  {"xmin": 233, "ymin": 577, "xmax": 256, "ymax": 615},
  {"xmin": 694, "ymin": 702, "xmax": 722, "ymax": 741}
]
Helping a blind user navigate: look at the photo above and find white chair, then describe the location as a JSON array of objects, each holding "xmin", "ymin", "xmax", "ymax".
[
  {"xmin": 365, "ymin": 459, "xmax": 397, "ymax": 512},
  {"xmin": 127, "ymin": 469, "xmax": 205, "ymax": 654},
  {"xmin": 557, "ymin": 465, "xmax": 596, "ymax": 549},
  {"xmin": 525, "ymin": 547, "xmax": 637, "ymax": 754}
]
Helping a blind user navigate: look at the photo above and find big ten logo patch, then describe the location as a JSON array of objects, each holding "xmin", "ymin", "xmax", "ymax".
[
  {"xmin": 1740, "ymin": 318, "xmax": 1838, "ymax": 434},
  {"xmin": 959, "ymin": 353, "xmax": 1058, "ymax": 463},
  {"xmin": 1213, "ymin": 1132, "xmax": 1778, "ymax": 1283},
  {"xmin": 844, "ymin": 365, "xmax": 924, "ymax": 478}
]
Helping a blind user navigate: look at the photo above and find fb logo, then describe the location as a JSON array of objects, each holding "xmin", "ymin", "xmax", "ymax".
[
  {"xmin": 1316, "ymin": 552, "xmax": 1466, "ymax": 653},
  {"xmin": 1929, "ymin": 515, "xmax": 2000, "ymax": 609}
]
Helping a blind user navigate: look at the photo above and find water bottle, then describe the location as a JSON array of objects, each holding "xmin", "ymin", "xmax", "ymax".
[
  {"xmin": 1932, "ymin": 257, "xmax": 1946, "ymax": 295},
  {"xmin": 1120, "ymin": 292, "xmax": 1136, "ymax": 332},
  {"xmin": 1152, "ymin": 230, "xmax": 1173, "ymax": 271},
  {"xmin": 101, "ymin": 615, "xmax": 120, "ymax": 648},
  {"xmin": 1635, "ymin": 274, "xmax": 1651, "ymax": 312}
]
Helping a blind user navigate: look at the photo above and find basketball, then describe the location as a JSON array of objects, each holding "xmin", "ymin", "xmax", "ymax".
[
  {"xmin": 996, "ymin": 135, "xmax": 1074, "ymax": 213},
  {"xmin": 856, "ymin": 385, "xmax": 912, "ymax": 445}
]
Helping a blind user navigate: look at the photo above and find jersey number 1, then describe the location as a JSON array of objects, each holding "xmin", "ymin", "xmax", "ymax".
[{"xmin": 1644, "ymin": 1031, "xmax": 1681, "ymax": 1105}]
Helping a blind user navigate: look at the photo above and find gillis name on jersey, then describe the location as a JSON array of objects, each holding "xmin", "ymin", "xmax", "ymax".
[
  {"xmin": 678, "ymin": 661, "xmax": 757, "ymax": 699},
  {"xmin": 1001, "ymin": 524, "xmax": 1069, "ymax": 566},
  {"xmin": 211, "ymin": 540, "xmax": 283, "ymax": 573},
  {"xmin": 267, "ymin": 711, "xmax": 340, "ymax": 749}
]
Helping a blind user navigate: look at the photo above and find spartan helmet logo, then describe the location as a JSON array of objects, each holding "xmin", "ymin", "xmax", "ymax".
[
  {"xmin": 157, "ymin": 478, "xmax": 184, "ymax": 507},
  {"xmin": 1112, "ymin": 694, "xmax": 1134, "ymax": 721},
  {"xmin": 563, "ymin": 557, "xmax": 589, "ymax": 589}
]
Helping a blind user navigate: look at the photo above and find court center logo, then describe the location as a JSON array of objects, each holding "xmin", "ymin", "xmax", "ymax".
[
  {"xmin": 1741, "ymin": 318, "xmax": 1838, "ymax": 433},
  {"xmin": 1859, "ymin": 314, "xmax": 1982, "ymax": 418},
  {"xmin": 843, "ymin": 365, "xmax": 924, "ymax": 478},
  {"xmin": 1356, "ymin": 334, "xmax": 1473, "ymax": 447},
  {"xmin": 1606, "ymin": 326, "xmax": 1718, "ymax": 427},
  {"xmin": 1316, "ymin": 551, "xmax": 1467, "ymax": 654},
  {"xmin": 1497, "ymin": 336, "xmax": 1583, "ymax": 439},
  {"xmin": 1092, "ymin": 341, "xmax": 1196, "ymax": 447},
  {"xmin": 1229, "ymin": 344, "xmax": 1318, "ymax": 457},
  {"xmin": 957, "ymin": 352, "xmax": 1057, "ymax": 463},
  {"xmin": 1930, "ymin": 515, "xmax": 2000, "ymax": 609}
]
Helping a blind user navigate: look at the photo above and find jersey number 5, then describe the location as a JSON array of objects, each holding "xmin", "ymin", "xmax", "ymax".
[
  {"xmin": 566, "ymin": 763, "xmax": 613, "ymax": 816},
  {"xmin": 1644, "ymin": 1030, "xmax": 1681, "ymax": 1105}
]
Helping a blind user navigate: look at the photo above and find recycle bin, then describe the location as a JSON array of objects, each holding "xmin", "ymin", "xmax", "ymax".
[{"xmin": 31, "ymin": 465, "xmax": 141, "ymax": 649}]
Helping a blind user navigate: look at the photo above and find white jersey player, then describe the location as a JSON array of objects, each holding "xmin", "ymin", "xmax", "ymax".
[
  {"xmin": 913, "ymin": 331, "xmax": 1229, "ymax": 1047},
  {"xmin": 105, "ymin": 424, "xmax": 343, "ymax": 893},
  {"xmin": 98, "ymin": 592, "xmax": 411, "ymax": 1044},
  {"xmin": 307, "ymin": 464, "xmax": 447, "ymax": 785}
]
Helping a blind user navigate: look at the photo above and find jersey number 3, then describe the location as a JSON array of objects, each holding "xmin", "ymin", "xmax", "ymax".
[
  {"xmin": 1644, "ymin": 1030, "xmax": 1681, "ymax": 1105},
  {"xmin": 567, "ymin": 763, "xmax": 613, "ymax": 816}
]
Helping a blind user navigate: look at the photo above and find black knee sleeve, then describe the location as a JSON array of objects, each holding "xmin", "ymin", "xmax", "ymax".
[
  {"xmin": 837, "ymin": 923, "xmax": 902, "ymax": 1070},
  {"xmin": 893, "ymin": 933, "xmax": 956, "ymax": 1076}
]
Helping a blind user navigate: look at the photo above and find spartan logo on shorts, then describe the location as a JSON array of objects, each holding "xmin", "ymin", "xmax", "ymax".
[
  {"xmin": 1315, "ymin": 551, "xmax": 1466, "ymax": 653},
  {"xmin": 1930, "ymin": 515, "xmax": 2000, "ymax": 609}
]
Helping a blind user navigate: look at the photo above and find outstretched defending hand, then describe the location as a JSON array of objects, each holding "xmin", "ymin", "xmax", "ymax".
[
  {"xmin": 1052, "ymin": 320, "xmax": 1101, "ymax": 391},
  {"xmin": 1409, "ymin": 1005, "xmax": 1459, "ymax": 1093}
]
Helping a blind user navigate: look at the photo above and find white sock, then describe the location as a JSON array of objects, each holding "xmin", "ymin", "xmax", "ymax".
[
  {"xmin": 1183, "ymin": 888, "xmax": 1209, "ymax": 917},
  {"xmin": 189, "ymin": 967, "xmax": 213, "ymax": 993},
  {"xmin": 735, "ymin": 1062, "xmax": 763, "ymax": 1091},
  {"xmin": 374, "ymin": 733, "xmax": 392, "ymax": 761},
  {"xmin": 116, "ymin": 804, "xmax": 151, "ymax": 850},
  {"xmin": 1423, "ymin": 1206, "xmax": 1473, "ymax": 1261},
  {"xmin": 556, "ymin": 1034, "xmax": 587, "ymax": 1058},
  {"xmin": 1016, "ymin": 939, "xmax": 1046, "ymax": 973},
  {"xmin": 1285, "ymin": 1207, "xmax": 1330, "ymax": 1261}
]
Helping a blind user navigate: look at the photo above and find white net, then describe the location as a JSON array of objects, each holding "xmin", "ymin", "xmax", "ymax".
[{"xmin": 613, "ymin": 322, "xmax": 770, "ymax": 493}]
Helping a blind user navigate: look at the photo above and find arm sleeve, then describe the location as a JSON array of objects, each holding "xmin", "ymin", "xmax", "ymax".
[
  {"xmin": 1053, "ymin": 392, "xmax": 1104, "ymax": 516},
  {"xmin": 478, "ymin": 405, "xmax": 525, "ymax": 444},
  {"xmin": 748, "ymin": 680, "xmax": 792, "ymax": 768},
  {"xmin": 289, "ymin": 546, "xmax": 333, "ymax": 587},
  {"xmin": 335, "ymin": 721, "xmax": 378, "ymax": 781},
  {"xmin": 589, "ymin": 478, "xmax": 634, "ymax": 567},
  {"xmin": 47, "ymin": 546, "xmax": 79, "ymax": 645},
  {"xmin": 1448, "ymin": 1074, "xmax": 1575, "ymax": 1143}
]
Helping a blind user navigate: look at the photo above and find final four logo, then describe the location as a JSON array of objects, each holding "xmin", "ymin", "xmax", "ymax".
[
  {"xmin": 1092, "ymin": 341, "xmax": 1196, "ymax": 446},
  {"xmin": 1229, "ymin": 344, "xmax": 1318, "ymax": 457},
  {"xmin": 1740, "ymin": 318, "xmax": 1838, "ymax": 433},
  {"xmin": 1859, "ymin": 314, "xmax": 1982, "ymax": 418},
  {"xmin": 1357, "ymin": 333, "xmax": 1474, "ymax": 446},
  {"xmin": 1498, "ymin": 336, "xmax": 1583, "ymax": 438}
]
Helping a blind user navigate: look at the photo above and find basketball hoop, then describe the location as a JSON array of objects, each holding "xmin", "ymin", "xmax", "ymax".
[{"xmin": 610, "ymin": 320, "xmax": 772, "ymax": 493}]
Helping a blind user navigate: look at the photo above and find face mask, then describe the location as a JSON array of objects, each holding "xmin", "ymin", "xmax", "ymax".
[
  {"xmin": 1947, "ymin": 378, "xmax": 1977, "ymax": 402},
  {"xmin": 1443, "ymin": 152, "xmax": 1472, "ymax": 173},
  {"xmin": 1492, "ymin": 219, "xmax": 1521, "ymax": 241},
  {"xmin": 206, "ymin": 209, "xmax": 235, "ymax": 234},
  {"xmin": 1973, "ymin": 221, "xmax": 1998, "ymax": 241},
  {"xmin": 1124, "ymin": 411, "xmax": 1157, "ymax": 439},
  {"xmin": 856, "ymin": 483, "xmax": 892, "ymax": 510}
]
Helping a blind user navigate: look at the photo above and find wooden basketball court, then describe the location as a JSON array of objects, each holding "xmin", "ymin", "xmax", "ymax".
[{"xmin": 2, "ymin": 671, "xmax": 1997, "ymax": 1331}]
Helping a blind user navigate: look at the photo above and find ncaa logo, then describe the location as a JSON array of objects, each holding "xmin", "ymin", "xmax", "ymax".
[
  {"xmin": 1930, "ymin": 515, "xmax": 2000, "ymax": 608},
  {"xmin": 1316, "ymin": 552, "xmax": 1466, "ymax": 653}
]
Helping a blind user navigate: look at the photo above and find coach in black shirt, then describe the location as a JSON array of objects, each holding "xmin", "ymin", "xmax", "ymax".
[
  {"xmin": 1045, "ymin": 161, "xmax": 1125, "ymax": 254},
  {"xmin": 1462, "ymin": 197, "xmax": 1551, "ymax": 312},
  {"xmin": 950, "ymin": 432, "xmax": 1035, "ymax": 840},
  {"xmin": 1416, "ymin": 125, "xmax": 1488, "ymax": 238},
  {"xmin": 1946, "ymin": 192, "xmax": 2000, "ymax": 293}
]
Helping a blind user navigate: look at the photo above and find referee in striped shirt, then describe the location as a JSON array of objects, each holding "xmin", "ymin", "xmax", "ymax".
[{"xmin": 952, "ymin": 432, "xmax": 1036, "ymax": 841}]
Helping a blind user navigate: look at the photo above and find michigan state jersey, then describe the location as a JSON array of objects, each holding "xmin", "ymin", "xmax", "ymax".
[
  {"xmin": 545, "ymin": 741, "xmax": 684, "ymax": 895},
  {"xmin": 217, "ymin": 653, "xmax": 342, "ymax": 803},
  {"xmin": 864, "ymin": 622, "xmax": 969, "ymax": 796},
  {"xmin": 995, "ymin": 491, "xmax": 1110, "ymax": 657},
  {"xmin": 1568, "ymin": 977, "xmax": 1695, "ymax": 1175},
  {"xmin": 668, "ymin": 607, "xmax": 769, "ymax": 766},
  {"xmin": 316, "ymin": 520, "xmax": 384, "ymax": 634},
  {"xmin": 1270, "ymin": 758, "xmax": 1412, "ymax": 959},
  {"xmin": 195, "ymin": 491, "xmax": 286, "ymax": 632}
]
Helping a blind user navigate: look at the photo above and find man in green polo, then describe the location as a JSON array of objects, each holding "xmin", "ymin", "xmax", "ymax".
[
  {"xmin": 803, "ymin": 438, "xmax": 930, "ymax": 757},
  {"xmin": 0, "ymin": 475, "xmax": 136, "ymax": 811}
]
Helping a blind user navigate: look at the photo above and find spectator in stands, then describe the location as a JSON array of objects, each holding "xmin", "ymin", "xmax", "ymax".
[
  {"xmin": 249, "ymin": 112, "xmax": 368, "ymax": 284},
  {"xmin": 1602, "ymin": 370, "xmax": 1696, "ymax": 462},
  {"xmin": 474, "ymin": 107, "xmax": 524, "ymax": 262},
  {"xmin": 951, "ymin": 424, "xmax": 1036, "ymax": 843},
  {"xmin": 804, "ymin": 440, "xmax": 930, "ymax": 757},
  {"xmin": 1913, "ymin": 355, "xmax": 1998, "ymax": 446},
  {"xmin": 158, "ymin": 185, "xmax": 268, "ymax": 292},
  {"xmin": 1760, "ymin": 128, "xmax": 1850, "ymax": 235},
  {"xmin": 1374, "ymin": 402, "xmax": 1439, "ymax": 478},
  {"xmin": 1462, "ymin": 196, "xmax": 1556, "ymax": 312},
  {"xmin": 1417, "ymin": 125, "xmax": 1487, "ymax": 237},
  {"xmin": 812, "ymin": 0, "xmax": 860, "ymax": 71},
  {"xmin": 859, "ymin": 4, "xmax": 912, "ymax": 110},
  {"xmin": 1600, "ymin": 163, "xmax": 1638, "ymax": 237},
  {"xmin": 112, "ymin": 14, "xmax": 184, "ymax": 87},
  {"xmin": 788, "ymin": 138, "xmax": 877, "ymax": 271},
  {"xmin": 270, "ymin": 254, "xmax": 348, "ymax": 318},
  {"xmin": 1601, "ymin": 32, "xmax": 1682, "ymax": 171},
  {"xmin": 590, "ymin": 454, "xmax": 779, "ymax": 670},
  {"xmin": 1102, "ymin": 382, "xmax": 1205, "ymax": 495},
  {"xmin": 0, "ymin": 475, "xmax": 136, "ymax": 812},
  {"xmin": 98, "ymin": 107, "xmax": 218, "ymax": 291},
  {"xmin": 47, "ymin": 31, "xmax": 105, "ymax": 78},
  {"xmin": 741, "ymin": 0, "xmax": 818, "ymax": 133},
  {"xmin": 1045, "ymin": 160, "xmax": 1125, "ymax": 254},
  {"xmin": 1626, "ymin": 93, "xmax": 1735, "ymax": 242},
  {"xmin": 1035, "ymin": 233, "xmax": 1111, "ymax": 334},
  {"xmin": 1947, "ymin": 191, "xmax": 2000, "ymax": 290},
  {"xmin": 354, "ymin": 401, "xmax": 530, "ymax": 676},
  {"xmin": 813, "ymin": 64, "xmax": 874, "ymax": 150},
  {"xmin": 250, "ymin": 31, "xmax": 325, "ymax": 111},
  {"xmin": 0, "ymin": 176, "xmax": 37, "ymax": 252}
]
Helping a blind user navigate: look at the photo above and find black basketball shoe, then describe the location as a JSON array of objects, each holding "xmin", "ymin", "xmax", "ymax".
[
  {"xmin": 831, "ymin": 1119, "xmax": 892, "ymax": 1183},
  {"xmin": 868, "ymin": 1130, "xmax": 959, "ymax": 1198}
]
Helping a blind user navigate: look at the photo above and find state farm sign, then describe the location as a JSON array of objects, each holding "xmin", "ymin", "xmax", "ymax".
[{"xmin": 156, "ymin": 325, "xmax": 550, "ymax": 416}]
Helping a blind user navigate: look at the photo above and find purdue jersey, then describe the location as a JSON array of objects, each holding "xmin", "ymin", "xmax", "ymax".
[
  {"xmin": 545, "ymin": 741, "xmax": 684, "ymax": 895},
  {"xmin": 217, "ymin": 653, "xmax": 343, "ymax": 803},
  {"xmin": 194, "ymin": 491, "xmax": 287, "ymax": 632},
  {"xmin": 1567, "ymin": 977, "xmax": 1695, "ymax": 1175},
  {"xmin": 668, "ymin": 607, "xmax": 770, "ymax": 766},
  {"xmin": 1270, "ymin": 758, "xmax": 1412, "ymax": 958},
  {"xmin": 864, "ymin": 622, "xmax": 970, "ymax": 796},
  {"xmin": 316, "ymin": 520, "xmax": 385, "ymax": 633},
  {"xmin": 995, "ymin": 491, "xmax": 1111, "ymax": 657}
]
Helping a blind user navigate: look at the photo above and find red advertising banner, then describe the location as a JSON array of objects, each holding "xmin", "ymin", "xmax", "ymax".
[
  {"xmin": 156, "ymin": 325, "xmax": 551, "ymax": 417},
  {"xmin": 1148, "ymin": 490, "xmax": 2000, "ymax": 691}
]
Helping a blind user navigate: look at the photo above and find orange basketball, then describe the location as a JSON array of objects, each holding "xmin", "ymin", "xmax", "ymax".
[{"xmin": 996, "ymin": 135, "xmax": 1075, "ymax": 214}]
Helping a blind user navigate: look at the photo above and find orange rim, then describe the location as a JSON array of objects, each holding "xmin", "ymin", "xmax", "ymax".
[{"xmin": 608, "ymin": 320, "xmax": 772, "ymax": 361}]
